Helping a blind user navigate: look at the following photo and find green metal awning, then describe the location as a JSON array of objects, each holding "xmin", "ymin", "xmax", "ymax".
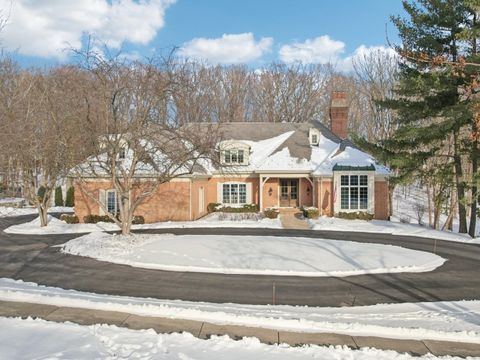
[{"xmin": 332, "ymin": 164, "xmax": 375, "ymax": 171}]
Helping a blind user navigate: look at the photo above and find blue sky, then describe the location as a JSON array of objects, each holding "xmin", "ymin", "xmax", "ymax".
[{"xmin": 0, "ymin": 0, "xmax": 405, "ymax": 69}]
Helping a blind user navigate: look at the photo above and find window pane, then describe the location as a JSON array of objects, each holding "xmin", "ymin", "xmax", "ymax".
[
  {"xmin": 224, "ymin": 150, "xmax": 231, "ymax": 163},
  {"xmin": 223, "ymin": 184, "xmax": 230, "ymax": 203},
  {"xmin": 350, "ymin": 175, "xmax": 358, "ymax": 186},
  {"xmin": 350, "ymin": 187, "xmax": 358, "ymax": 209},
  {"xmin": 341, "ymin": 187, "xmax": 349, "ymax": 209},
  {"xmin": 341, "ymin": 175, "xmax": 349, "ymax": 186},
  {"xmin": 231, "ymin": 150, "xmax": 238, "ymax": 163},
  {"xmin": 360, "ymin": 175, "xmax": 368, "ymax": 186},
  {"xmin": 231, "ymin": 184, "xmax": 238, "ymax": 203},
  {"xmin": 237, "ymin": 150, "xmax": 244, "ymax": 163},
  {"xmin": 312, "ymin": 134, "xmax": 317, "ymax": 144},
  {"xmin": 239, "ymin": 184, "xmax": 246, "ymax": 203},
  {"xmin": 360, "ymin": 187, "xmax": 368, "ymax": 209},
  {"xmin": 107, "ymin": 191, "xmax": 116, "ymax": 214}
]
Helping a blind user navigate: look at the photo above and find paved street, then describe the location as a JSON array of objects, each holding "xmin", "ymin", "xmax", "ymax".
[{"xmin": 1, "ymin": 214, "xmax": 480, "ymax": 307}]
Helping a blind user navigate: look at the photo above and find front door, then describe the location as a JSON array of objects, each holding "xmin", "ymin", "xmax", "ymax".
[{"xmin": 280, "ymin": 179, "xmax": 299, "ymax": 207}]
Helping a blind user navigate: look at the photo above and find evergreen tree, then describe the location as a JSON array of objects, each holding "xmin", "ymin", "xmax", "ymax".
[
  {"xmin": 356, "ymin": 0, "xmax": 480, "ymax": 236},
  {"xmin": 54, "ymin": 186, "xmax": 64, "ymax": 207},
  {"xmin": 65, "ymin": 186, "xmax": 74, "ymax": 207}
]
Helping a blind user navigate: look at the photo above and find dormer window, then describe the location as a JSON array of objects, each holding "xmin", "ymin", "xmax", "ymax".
[
  {"xmin": 309, "ymin": 128, "xmax": 320, "ymax": 145},
  {"xmin": 224, "ymin": 149, "xmax": 244, "ymax": 164},
  {"xmin": 220, "ymin": 140, "xmax": 250, "ymax": 166},
  {"xmin": 118, "ymin": 146, "xmax": 126, "ymax": 160}
]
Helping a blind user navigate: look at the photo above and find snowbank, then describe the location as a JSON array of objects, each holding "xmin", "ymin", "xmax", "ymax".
[
  {"xmin": 2, "ymin": 317, "xmax": 460, "ymax": 360},
  {"xmin": 0, "ymin": 206, "xmax": 73, "ymax": 218},
  {"xmin": 61, "ymin": 233, "xmax": 445, "ymax": 277},
  {"xmin": 4, "ymin": 212, "xmax": 282, "ymax": 234},
  {"xmin": 309, "ymin": 216, "xmax": 480, "ymax": 244},
  {"xmin": 0, "ymin": 278, "xmax": 479, "ymax": 344}
]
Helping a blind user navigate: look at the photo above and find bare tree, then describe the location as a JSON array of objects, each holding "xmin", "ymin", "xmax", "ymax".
[{"xmin": 72, "ymin": 51, "xmax": 219, "ymax": 235}]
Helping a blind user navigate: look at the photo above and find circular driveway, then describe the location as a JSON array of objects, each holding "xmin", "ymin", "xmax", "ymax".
[{"xmin": 1, "ymin": 214, "xmax": 480, "ymax": 307}]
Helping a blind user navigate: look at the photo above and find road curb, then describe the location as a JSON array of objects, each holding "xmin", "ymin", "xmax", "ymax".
[{"xmin": 0, "ymin": 300, "xmax": 479, "ymax": 358}]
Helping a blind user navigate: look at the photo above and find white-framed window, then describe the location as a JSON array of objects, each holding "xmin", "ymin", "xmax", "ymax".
[
  {"xmin": 222, "ymin": 183, "xmax": 247, "ymax": 205},
  {"xmin": 106, "ymin": 189, "xmax": 118, "ymax": 214},
  {"xmin": 340, "ymin": 174, "xmax": 368, "ymax": 210},
  {"xmin": 118, "ymin": 146, "xmax": 126, "ymax": 160},
  {"xmin": 311, "ymin": 134, "xmax": 318, "ymax": 144},
  {"xmin": 224, "ymin": 149, "xmax": 245, "ymax": 165}
]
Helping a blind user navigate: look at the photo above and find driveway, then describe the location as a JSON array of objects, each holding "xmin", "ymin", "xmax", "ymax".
[{"xmin": 1, "ymin": 214, "xmax": 479, "ymax": 307}]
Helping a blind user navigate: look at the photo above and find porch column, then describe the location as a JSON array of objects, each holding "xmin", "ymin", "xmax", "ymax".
[{"xmin": 259, "ymin": 175, "xmax": 263, "ymax": 211}]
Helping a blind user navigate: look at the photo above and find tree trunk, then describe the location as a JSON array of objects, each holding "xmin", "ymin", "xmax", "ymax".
[
  {"xmin": 454, "ymin": 133, "xmax": 468, "ymax": 233},
  {"xmin": 38, "ymin": 206, "xmax": 48, "ymax": 227},
  {"xmin": 469, "ymin": 136, "xmax": 478, "ymax": 238}
]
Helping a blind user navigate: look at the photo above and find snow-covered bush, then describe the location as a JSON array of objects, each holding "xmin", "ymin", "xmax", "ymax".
[
  {"xmin": 337, "ymin": 212, "xmax": 373, "ymax": 221},
  {"xmin": 302, "ymin": 206, "xmax": 319, "ymax": 219},
  {"xmin": 263, "ymin": 208, "xmax": 279, "ymax": 219},
  {"xmin": 60, "ymin": 214, "xmax": 79, "ymax": 224}
]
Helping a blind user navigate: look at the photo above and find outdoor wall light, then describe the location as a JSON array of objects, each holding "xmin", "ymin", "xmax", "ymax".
[{"xmin": 268, "ymin": 187, "xmax": 273, "ymax": 196}]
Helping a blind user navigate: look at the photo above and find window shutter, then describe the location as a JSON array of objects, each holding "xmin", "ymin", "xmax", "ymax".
[
  {"xmin": 217, "ymin": 182, "xmax": 223, "ymax": 204},
  {"xmin": 246, "ymin": 182, "xmax": 252, "ymax": 204},
  {"xmin": 99, "ymin": 189, "xmax": 106, "ymax": 215}
]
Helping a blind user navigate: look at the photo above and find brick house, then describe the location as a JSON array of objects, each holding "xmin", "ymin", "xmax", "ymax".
[{"xmin": 73, "ymin": 91, "xmax": 390, "ymax": 223}]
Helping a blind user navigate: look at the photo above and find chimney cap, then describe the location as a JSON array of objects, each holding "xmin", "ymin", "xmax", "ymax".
[{"xmin": 331, "ymin": 91, "xmax": 347, "ymax": 107}]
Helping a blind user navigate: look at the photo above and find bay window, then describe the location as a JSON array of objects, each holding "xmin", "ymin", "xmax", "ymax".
[{"xmin": 340, "ymin": 174, "xmax": 368, "ymax": 210}]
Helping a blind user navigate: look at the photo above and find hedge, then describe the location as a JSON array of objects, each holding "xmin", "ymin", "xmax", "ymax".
[
  {"xmin": 83, "ymin": 214, "xmax": 145, "ymax": 224},
  {"xmin": 207, "ymin": 203, "xmax": 259, "ymax": 213},
  {"xmin": 302, "ymin": 207, "xmax": 319, "ymax": 219},
  {"xmin": 263, "ymin": 208, "xmax": 279, "ymax": 219},
  {"xmin": 60, "ymin": 214, "xmax": 79, "ymax": 224},
  {"xmin": 337, "ymin": 211, "xmax": 373, "ymax": 221}
]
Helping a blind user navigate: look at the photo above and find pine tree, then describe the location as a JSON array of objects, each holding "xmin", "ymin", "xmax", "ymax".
[
  {"xmin": 54, "ymin": 186, "xmax": 64, "ymax": 207},
  {"xmin": 356, "ymin": 0, "xmax": 480, "ymax": 235},
  {"xmin": 65, "ymin": 186, "xmax": 74, "ymax": 207}
]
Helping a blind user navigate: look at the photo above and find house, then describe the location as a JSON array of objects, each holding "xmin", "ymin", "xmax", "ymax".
[{"xmin": 73, "ymin": 91, "xmax": 390, "ymax": 223}]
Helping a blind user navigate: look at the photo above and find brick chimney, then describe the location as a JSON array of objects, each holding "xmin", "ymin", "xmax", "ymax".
[{"xmin": 329, "ymin": 91, "xmax": 348, "ymax": 139}]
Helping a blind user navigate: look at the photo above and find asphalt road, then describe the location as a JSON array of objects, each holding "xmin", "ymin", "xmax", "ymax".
[{"xmin": 1, "ymin": 214, "xmax": 479, "ymax": 307}]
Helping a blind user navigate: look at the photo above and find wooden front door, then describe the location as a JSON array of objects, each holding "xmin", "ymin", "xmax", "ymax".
[{"xmin": 280, "ymin": 179, "xmax": 299, "ymax": 207}]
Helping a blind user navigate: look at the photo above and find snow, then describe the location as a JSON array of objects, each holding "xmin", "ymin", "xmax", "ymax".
[
  {"xmin": 0, "ymin": 206, "xmax": 73, "ymax": 218},
  {"xmin": 3, "ymin": 212, "xmax": 282, "ymax": 234},
  {"xmin": 61, "ymin": 233, "xmax": 445, "ymax": 276},
  {"xmin": 0, "ymin": 197, "xmax": 24, "ymax": 204},
  {"xmin": 2, "ymin": 317, "xmax": 465, "ymax": 360},
  {"xmin": 0, "ymin": 278, "xmax": 480, "ymax": 344},
  {"xmin": 309, "ymin": 216, "xmax": 480, "ymax": 244}
]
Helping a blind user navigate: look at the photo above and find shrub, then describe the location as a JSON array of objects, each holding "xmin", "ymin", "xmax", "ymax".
[
  {"xmin": 83, "ymin": 214, "xmax": 114, "ymax": 223},
  {"xmin": 302, "ymin": 207, "xmax": 319, "ymax": 219},
  {"xmin": 132, "ymin": 215, "xmax": 145, "ymax": 225},
  {"xmin": 337, "ymin": 211, "xmax": 373, "ymax": 221},
  {"xmin": 263, "ymin": 208, "xmax": 279, "ymax": 219},
  {"xmin": 54, "ymin": 187, "xmax": 64, "ymax": 206},
  {"xmin": 37, "ymin": 186, "xmax": 46, "ymax": 201},
  {"xmin": 60, "ymin": 214, "xmax": 79, "ymax": 224},
  {"xmin": 207, "ymin": 202, "xmax": 221, "ymax": 213},
  {"xmin": 65, "ymin": 186, "xmax": 75, "ymax": 207}
]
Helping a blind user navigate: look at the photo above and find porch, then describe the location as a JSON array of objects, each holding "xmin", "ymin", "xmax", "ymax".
[{"xmin": 259, "ymin": 174, "xmax": 314, "ymax": 210}]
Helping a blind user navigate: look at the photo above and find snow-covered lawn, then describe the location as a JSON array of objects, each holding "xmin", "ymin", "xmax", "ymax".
[
  {"xmin": 309, "ymin": 216, "xmax": 480, "ymax": 244},
  {"xmin": 61, "ymin": 233, "xmax": 445, "ymax": 277},
  {"xmin": 0, "ymin": 206, "xmax": 73, "ymax": 218},
  {"xmin": 3, "ymin": 212, "xmax": 282, "ymax": 234},
  {"xmin": 0, "ymin": 278, "xmax": 479, "ymax": 344},
  {"xmin": 2, "ymin": 317, "xmax": 461, "ymax": 360}
]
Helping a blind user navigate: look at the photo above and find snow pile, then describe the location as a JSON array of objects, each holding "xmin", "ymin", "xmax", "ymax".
[
  {"xmin": 4, "ymin": 212, "xmax": 282, "ymax": 234},
  {"xmin": 61, "ymin": 233, "xmax": 445, "ymax": 276},
  {"xmin": 0, "ymin": 278, "xmax": 479, "ymax": 344},
  {"xmin": 0, "ymin": 206, "xmax": 73, "ymax": 218},
  {"xmin": 310, "ymin": 216, "xmax": 480, "ymax": 244},
  {"xmin": 2, "ymin": 317, "xmax": 461, "ymax": 360}
]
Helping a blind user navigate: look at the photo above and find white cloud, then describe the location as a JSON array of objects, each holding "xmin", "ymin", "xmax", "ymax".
[
  {"xmin": 279, "ymin": 36, "xmax": 396, "ymax": 73},
  {"xmin": 179, "ymin": 33, "xmax": 273, "ymax": 64},
  {"xmin": 340, "ymin": 45, "xmax": 397, "ymax": 72},
  {"xmin": 0, "ymin": 0, "xmax": 175, "ymax": 59},
  {"xmin": 279, "ymin": 35, "xmax": 345, "ymax": 64}
]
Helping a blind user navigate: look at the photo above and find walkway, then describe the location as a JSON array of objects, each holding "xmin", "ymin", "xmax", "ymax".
[
  {"xmin": 279, "ymin": 209, "xmax": 310, "ymax": 229},
  {"xmin": 1, "ymin": 300, "xmax": 479, "ymax": 357}
]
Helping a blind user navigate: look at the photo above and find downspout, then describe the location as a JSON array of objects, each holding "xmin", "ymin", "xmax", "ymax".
[
  {"xmin": 319, "ymin": 177, "xmax": 323, "ymax": 216},
  {"xmin": 189, "ymin": 178, "xmax": 192, "ymax": 221}
]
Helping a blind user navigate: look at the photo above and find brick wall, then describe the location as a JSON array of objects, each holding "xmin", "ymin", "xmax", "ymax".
[{"xmin": 374, "ymin": 180, "xmax": 390, "ymax": 220}]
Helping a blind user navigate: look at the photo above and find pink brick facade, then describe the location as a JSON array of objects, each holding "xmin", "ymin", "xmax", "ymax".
[{"xmin": 74, "ymin": 176, "xmax": 389, "ymax": 223}]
